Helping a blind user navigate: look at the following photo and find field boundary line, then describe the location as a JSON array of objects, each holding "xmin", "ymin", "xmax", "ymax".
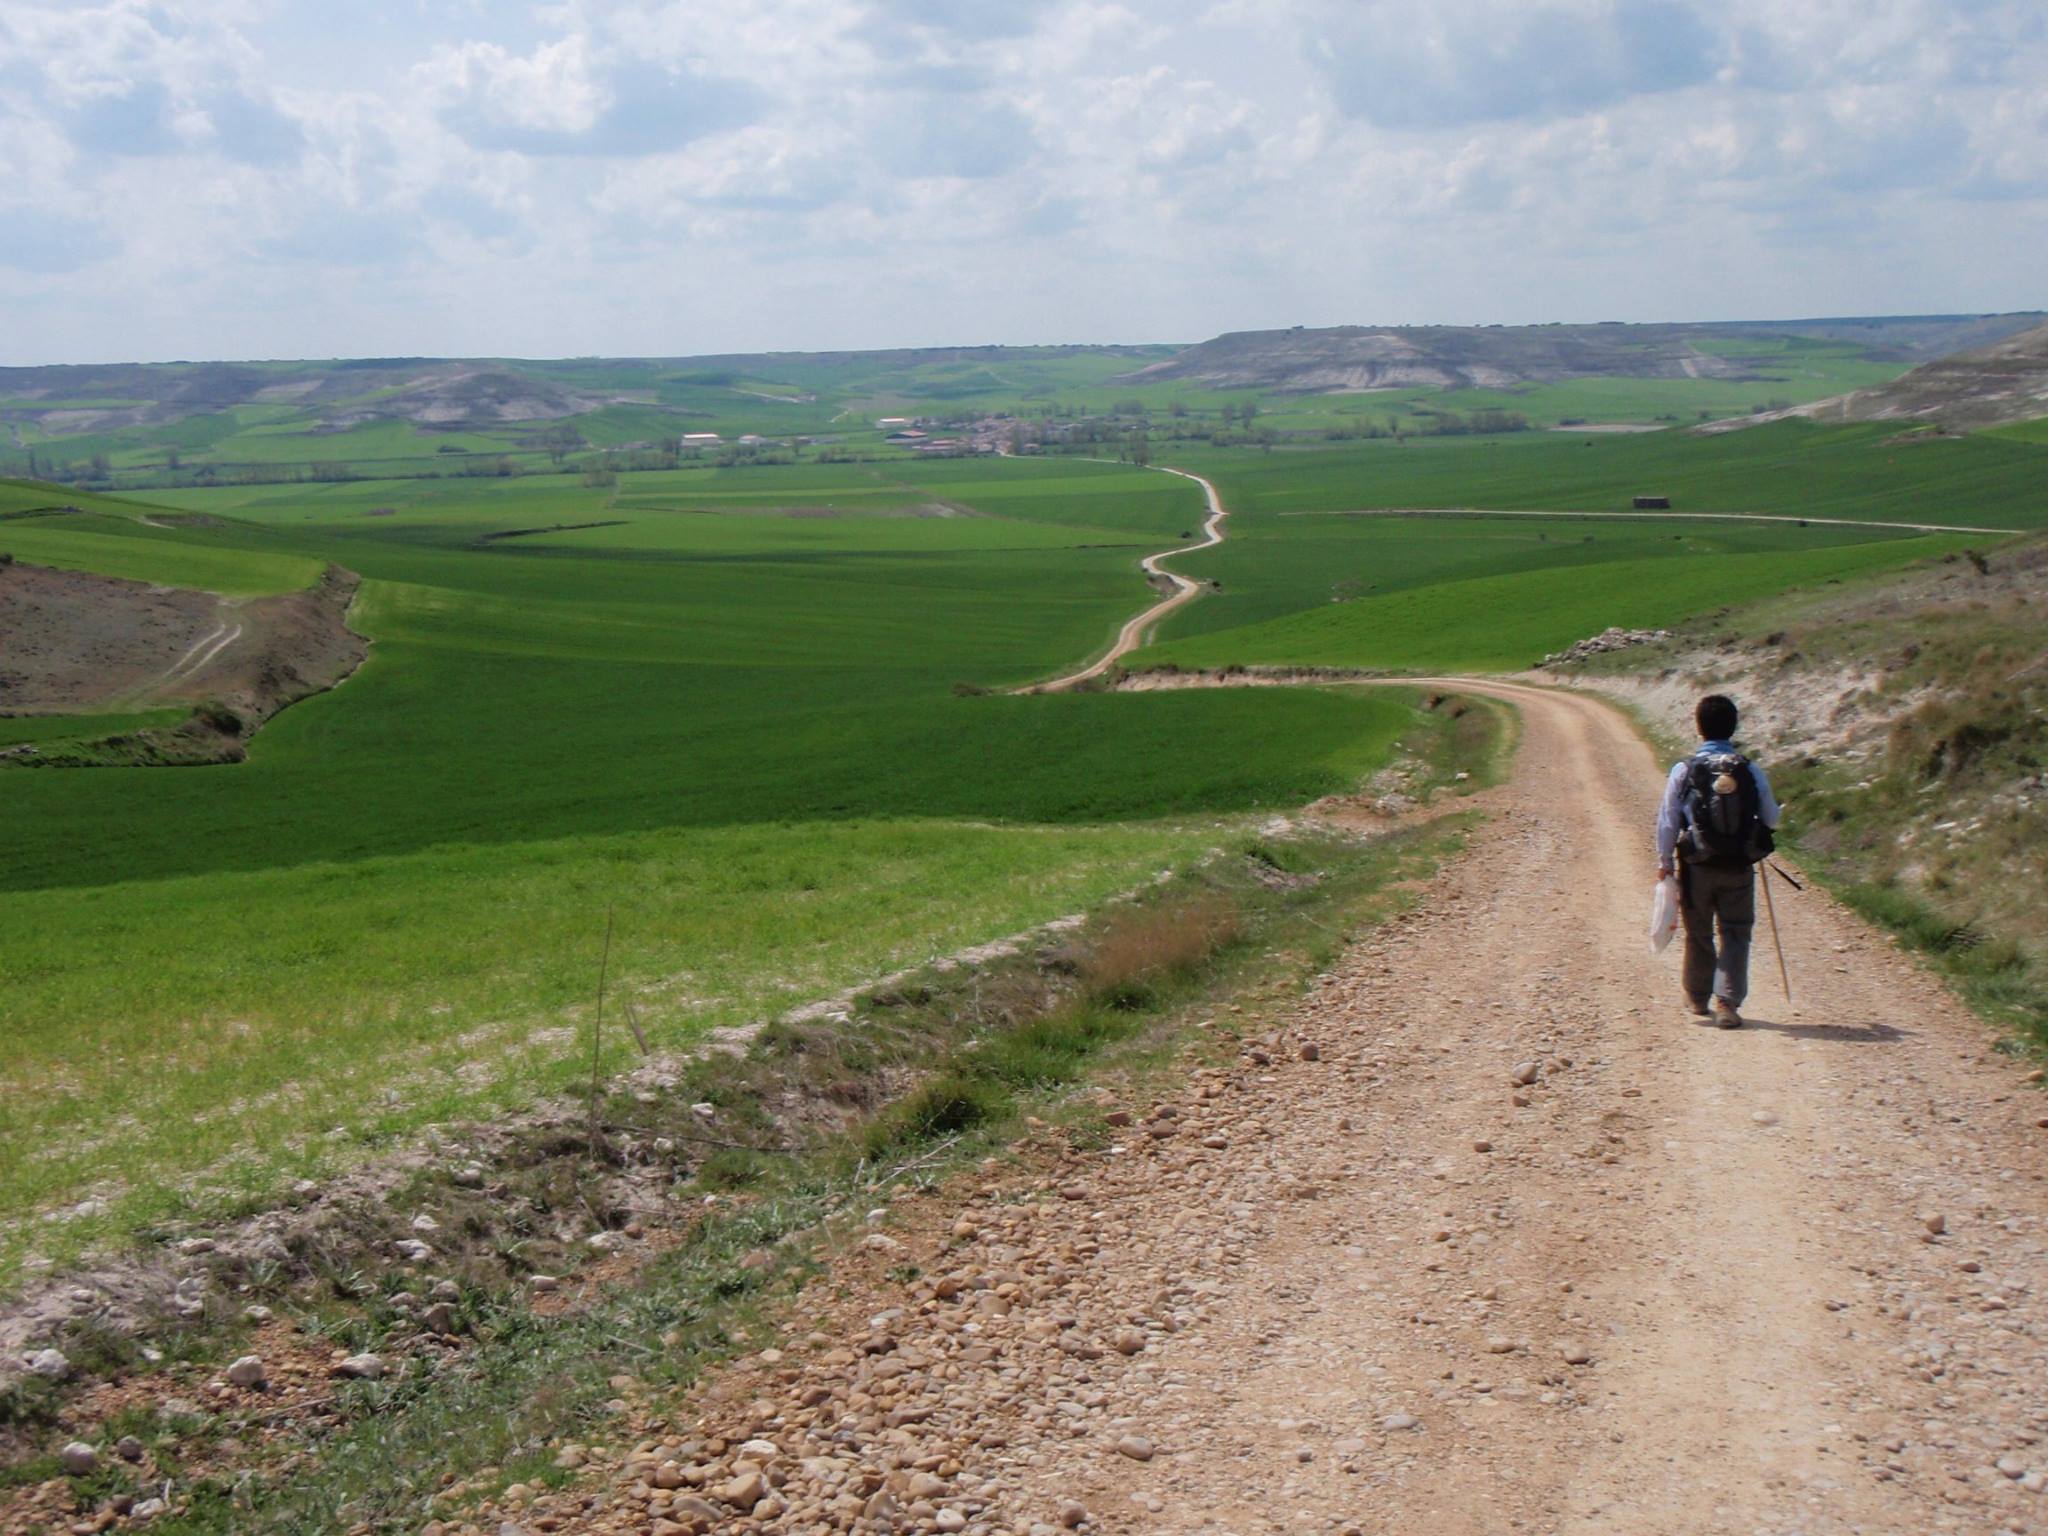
[{"xmin": 1279, "ymin": 507, "xmax": 2009, "ymax": 535}]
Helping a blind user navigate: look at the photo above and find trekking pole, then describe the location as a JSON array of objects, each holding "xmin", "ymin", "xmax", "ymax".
[
  {"xmin": 1767, "ymin": 860, "xmax": 1804, "ymax": 892},
  {"xmin": 1758, "ymin": 862, "xmax": 1792, "ymax": 1005},
  {"xmin": 589, "ymin": 903, "xmax": 614, "ymax": 1152}
]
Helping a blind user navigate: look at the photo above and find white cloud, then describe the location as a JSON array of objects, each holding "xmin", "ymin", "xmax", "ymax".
[
  {"xmin": 1303, "ymin": 0, "xmax": 1728, "ymax": 130},
  {"xmin": 4, "ymin": 0, "xmax": 304, "ymax": 163},
  {"xmin": 0, "ymin": 0, "xmax": 2041, "ymax": 363},
  {"xmin": 423, "ymin": 34, "xmax": 765, "ymax": 156}
]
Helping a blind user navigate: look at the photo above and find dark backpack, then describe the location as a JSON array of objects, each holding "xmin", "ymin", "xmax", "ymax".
[{"xmin": 1680, "ymin": 750, "xmax": 1774, "ymax": 866}]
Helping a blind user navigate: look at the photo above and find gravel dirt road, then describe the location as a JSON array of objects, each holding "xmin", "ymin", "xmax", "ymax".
[
  {"xmin": 476, "ymin": 679, "xmax": 2048, "ymax": 1536},
  {"xmin": 1028, "ymin": 468, "xmax": 1227, "ymax": 692}
]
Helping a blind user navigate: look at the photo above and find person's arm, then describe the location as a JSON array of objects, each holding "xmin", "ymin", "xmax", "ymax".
[
  {"xmin": 1750, "ymin": 760, "xmax": 1782, "ymax": 829},
  {"xmin": 1654, "ymin": 762, "xmax": 1686, "ymax": 876}
]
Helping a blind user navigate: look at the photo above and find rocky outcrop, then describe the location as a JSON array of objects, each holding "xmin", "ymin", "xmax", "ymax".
[
  {"xmin": 1536, "ymin": 627, "xmax": 1670, "ymax": 668},
  {"xmin": 1711, "ymin": 319, "xmax": 2048, "ymax": 434}
]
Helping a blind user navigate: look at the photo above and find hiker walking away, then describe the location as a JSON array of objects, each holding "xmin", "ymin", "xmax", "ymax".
[{"xmin": 1654, "ymin": 694, "xmax": 1781, "ymax": 1028}]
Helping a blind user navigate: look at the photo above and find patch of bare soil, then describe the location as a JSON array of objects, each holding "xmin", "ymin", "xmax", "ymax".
[
  {"xmin": 0, "ymin": 562, "xmax": 226, "ymax": 711},
  {"xmin": 1545, "ymin": 651, "xmax": 1884, "ymax": 767},
  {"xmin": 0, "ymin": 561, "xmax": 367, "ymax": 765}
]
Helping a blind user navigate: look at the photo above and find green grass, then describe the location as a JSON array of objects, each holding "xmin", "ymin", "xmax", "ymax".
[
  {"xmin": 0, "ymin": 455, "xmax": 1413, "ymax": 1283},
  {"xmin": 4, "ymin": 330, "xmax": 1929, "ymax": 498},
  {"xmin": 0, "ymin": 478, "xmax": 173, "ymax": 519},
  {"xmin": 1456, "ymin": 357, "xmax": 1900, "ymax": 424},
  {"xmin": 8, "ymin": 408, "xmax": 2045, "ymax": 1282},
  {"xmin": 0, "ymin": 507, "xmax": 320, "ymax": 594},
  {"xmin": 107, "ymin": 800, "xmax": 1471, "ymax": 1535},
  {"xmin": 0, "ymin": 815, "xmax": 1200, "ymax": 1265},
  {"xmin": 206, "ymin": 417, "xmax": 518, "ymax": 465},
  {"xmin": 1251, "ymin": 341, "xmax": 1902, "ymax": 432},
  {"xmin": 1155, "ymin": 512, "xmax": 1922, "ymax": 642},
  {"xmin": 1836, "ymin": 881, "xmax": 2047, "ymax": 1051},
  {"xmin": 1147, "ymin": 533, "xmax": 1979, "ymax": 673},
  {"xmin": 1165, "ymin": 421, "xmax": 2048, "ymax": 530},
  {"xmin": 0, "ymin": 707, "xmax": 189, "ymax": 747},
  {"xmin": 1120, "ymin": 421, "xmax": 2046, "ymax": 671},
  {"xmin": 3, "ymin": 348, "xmax": 1197, "ymax": 489}
]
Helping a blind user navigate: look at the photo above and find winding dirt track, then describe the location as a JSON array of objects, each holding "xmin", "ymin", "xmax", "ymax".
[
  {"xmin": 1008, "ymin": 676, "xmax": 2048, "ymax": 1534},
  {"xmin": 491, "ymin": 477, "xmax": 2048, "ymax": 1535},
  {"xmin": 580, "ymin": 682, "xmax": 2048, "ymax": 1536},
  {"xmin": 1027, "ymin": 467, "xmax": 1227, "ymax": 692}
]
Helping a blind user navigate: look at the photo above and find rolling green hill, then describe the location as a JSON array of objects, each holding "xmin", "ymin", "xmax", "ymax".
[
  {"xmin": 1147, "ymin": 532, "xmax": 1979, "ymax": 673},
  {"xmin": 7, "ymin": 372, "xmax": 2048, "ymax": 1285},
  {"xmin": 0, "ymin": 457, "xmax": 1415, "ymax": 1280},
  {"xmin": 1138, "ymin": 421, "xmax": 2047, "ymax": 671}
]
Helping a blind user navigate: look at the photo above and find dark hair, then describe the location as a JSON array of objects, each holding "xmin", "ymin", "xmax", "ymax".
[{"xmin": 1696, "ymin": 694, "xmax": 1738, "ymax": 740}]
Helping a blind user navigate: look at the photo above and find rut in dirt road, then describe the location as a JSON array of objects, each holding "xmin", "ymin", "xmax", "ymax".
[{"xmin": 480, "ymin": 681, "xmax": 2048, "ymax": 1536}]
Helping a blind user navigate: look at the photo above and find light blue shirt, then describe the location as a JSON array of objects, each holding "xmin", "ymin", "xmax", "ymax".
[{"xmin": 1655, "ymin": 740, "xmax": 1780, "ymax": 866}]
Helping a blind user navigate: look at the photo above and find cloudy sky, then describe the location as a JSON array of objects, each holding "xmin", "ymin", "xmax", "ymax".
[{"xmin": 2, "ymin": 0, "xmax": 2043, "ymax": 364}]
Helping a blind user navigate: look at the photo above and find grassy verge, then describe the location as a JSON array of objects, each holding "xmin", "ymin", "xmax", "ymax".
[
  {"xmin": 0, "ymin": 695, "xmax": 1502, "ymax": 1534},
  {"xmin": 0, "ymin": 817, "xmax": 1208, "ymax": 1284},
  {"xmin": 1775, "ymin": 623, "xmax": 2048, "ymax": 1053},
  {"xmin": 1828, "ymin": 881, "xmax": 2047, "ymax": 1054},
  {"xmin": 1410, "ymin": 688, "xmax": 1516, "ymax": 793},
  {"xmin": 0, "ymin": 709, "xmax": 191, "ymax": 750},
  {"xmin": 249, "ymin": 824, "xmax": 1468, "ymax": 1535}
]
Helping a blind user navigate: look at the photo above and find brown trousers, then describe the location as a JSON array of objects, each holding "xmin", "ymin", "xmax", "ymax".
[{"xmin": 1680, "ymin": 861, "xmax": 1755, "ymax": 1008}]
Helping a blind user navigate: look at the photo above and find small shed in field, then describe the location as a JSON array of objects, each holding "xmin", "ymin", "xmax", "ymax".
[{"xmin": 1633, "ymin": 494, "xmax": 1671, "ymax": 509}]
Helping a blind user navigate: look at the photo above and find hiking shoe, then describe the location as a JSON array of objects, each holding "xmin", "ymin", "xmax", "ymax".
[
  {"xmin": 1686, "ymin": 996, "xmax": 1711, "ymax": 1018},
  {"xmin": 1711, "ymin": 998, "xmax": 1744, "ymax": 1029}
]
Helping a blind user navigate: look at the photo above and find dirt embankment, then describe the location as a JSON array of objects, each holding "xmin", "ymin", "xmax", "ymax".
[
  {"xmin": 0, "ymin": 562, "xmax": 226, "ymax": 711},
  {"xmin": 1542, "ymin": 537, "xmax": 2047, "ymax": 827},
  {"xmin": 0, "ymin": 561, "xmax": 367, "ymax": 764}
]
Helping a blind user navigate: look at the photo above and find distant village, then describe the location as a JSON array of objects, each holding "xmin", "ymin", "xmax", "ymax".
[
  {"xmin": 607, "ymin": 413, "xmax": 1040, "ymax": 467},
  {"xmin": 18, "ymin": 395, "xmax": 1252, "ymax": 493}
]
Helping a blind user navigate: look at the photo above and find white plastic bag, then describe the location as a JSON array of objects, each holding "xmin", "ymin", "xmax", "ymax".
[{"xmin": 1648, "ymin": 875, "xmax": 1680, "ymax": 954}]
